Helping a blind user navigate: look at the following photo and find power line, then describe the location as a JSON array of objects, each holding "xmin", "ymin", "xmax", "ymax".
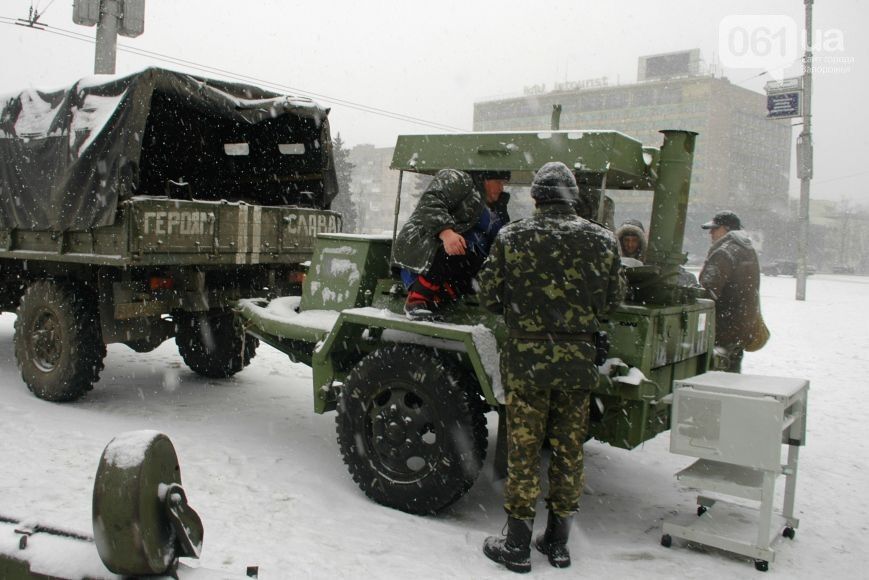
[
  {"xmin": 734, "ymin": 70, "xmax": 769, "ymax": 86},
  {"xmin": 3, "ymin": 18, "xmax": 464, "ymax": 131},
  {"xmin": 0, "ymin": 16, "xmax": 465, "ymax": 133},
  {"xmin": 813, "ymin": 170, "xmax": 869, "ymax": 186}
]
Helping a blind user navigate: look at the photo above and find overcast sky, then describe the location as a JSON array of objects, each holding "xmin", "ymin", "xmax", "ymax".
[{"xmin": 0, "ymin": 0, "xmax": 865, "ymax": 203}]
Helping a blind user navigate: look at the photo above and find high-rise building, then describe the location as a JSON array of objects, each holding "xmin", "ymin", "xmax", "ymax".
[{"xmin": 473, "ymin": 50, "xmax": 792, "ymax": 259}]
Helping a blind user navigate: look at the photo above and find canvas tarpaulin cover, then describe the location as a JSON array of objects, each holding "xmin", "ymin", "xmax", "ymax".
[{"xmin": 0, "ymin": 67, "xmax": 338, "ymax": 231}]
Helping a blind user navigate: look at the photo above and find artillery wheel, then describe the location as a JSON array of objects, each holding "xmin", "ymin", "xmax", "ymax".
[
  {"xmin": 660, "ymin": 534, "xmax": 672, "ymax": 548},
  {"xmin": 93, "ymin": 431, "xmax": 185, "ymax": 575},
  {"xmin": 14, "ymin": 280, "xmax": 105, "ymax": 402},
  {"xmin": 176, "ymin": 310, "xmax": 257, "ymax": 378},
  {"xmin": 336, "ymin": 344, "xmax": 487, "ymax": 515}
]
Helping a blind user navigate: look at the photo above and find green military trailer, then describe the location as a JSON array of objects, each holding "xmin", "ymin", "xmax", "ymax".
[
  {"xmin": 237, "ymin": 128, "xmax": 715, "ymax": 515},
  {"xmin": 0, "ymin": 68, "xmax": 342, "ymax": 402}
]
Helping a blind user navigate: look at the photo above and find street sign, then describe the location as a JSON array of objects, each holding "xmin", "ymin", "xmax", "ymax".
[
  {"xmin": 119, "ymin": 0, "xmax": 145, "ymax": 38},
  {"xmin": 767, "ymin": 91, "xmax": 802, "ymax": 119},
  {"xmin": 764, "ymin": 77, "xmax": 803, "ymax": 93},
  {"xmin": 72, "ymin": 0, "xmax": 100, "ymax": 26},
  {"xmin": 72, "ymin": 1, "xmax": 145, "ymax": 37}
]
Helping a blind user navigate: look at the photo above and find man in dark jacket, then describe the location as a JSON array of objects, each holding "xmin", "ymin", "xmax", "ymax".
[
  {"xmin": 392, "ymin": 169, "xmax": 509, "ymax": 319},
  {"xmin": 472, "ymin": 170, "xmax": 512, "ymax": 226},
  {"xmin": 478, "ymin": 162, "xmax": 625, "ymax": 573},
  {"xmin": 699, "ymin": 210, "xmax": 761, "ymax": 372}
]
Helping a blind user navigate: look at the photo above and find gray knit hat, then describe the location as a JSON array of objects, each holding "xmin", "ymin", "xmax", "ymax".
[{"xmin": 530, "ymin": 162, "xmax": 579, "ymax": 204}]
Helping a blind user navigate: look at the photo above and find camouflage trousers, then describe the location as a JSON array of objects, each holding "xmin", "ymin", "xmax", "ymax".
[{"xmin": 503, "ymin": 386, "xmax": 591, "ymax": 520}]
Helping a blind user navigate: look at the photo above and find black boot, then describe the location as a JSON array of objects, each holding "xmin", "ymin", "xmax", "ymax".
[
  {"xmin": 534, "ymin": 512, "xmax": 573, "ymax": 568},
  {"xmin": 483, "ymin": 516, "xmax": 533, "ymax": 573}
]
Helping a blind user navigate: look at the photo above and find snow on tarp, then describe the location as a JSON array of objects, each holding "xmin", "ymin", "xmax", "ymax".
[{"xmin": 0, "ymin": 67, "xmax": 337, "ymax": 231}]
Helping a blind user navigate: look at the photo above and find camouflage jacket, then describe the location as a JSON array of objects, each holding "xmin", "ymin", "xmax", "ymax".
[
  {"xmin": 391, "ymin": 169, "xmax": 483, "ymax": 274},
  {"xmin": 699, "ymin": 230, "xmax": 761, "ymax": 348},
  {"xmin": 478, "ymin": 203, "xmax": 626, "ymax": 335}
]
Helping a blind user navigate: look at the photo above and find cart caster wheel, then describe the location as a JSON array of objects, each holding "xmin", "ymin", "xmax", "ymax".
[
  {"xmin": 755, "ymin": 560, "xmax": 769, "ymax": 572},
  {"xmin": 660, "ymin": 534, "xmax": 672, "ymax": 548},
  {"xmin": 783, "ymin": 527, "xmax": 796, "ymax": 539},
  {"xmin": 697, "ymin": 505, "xmax": 707, "ymax": 516}
]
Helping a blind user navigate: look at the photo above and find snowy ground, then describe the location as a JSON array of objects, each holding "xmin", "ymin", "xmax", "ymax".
[{"xmin": 1, "ymin": 274, "xmax": 868, "ymax": 579}]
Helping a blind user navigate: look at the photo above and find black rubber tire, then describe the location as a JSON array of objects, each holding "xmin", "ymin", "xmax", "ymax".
[
  {"xmin": 783, "ymin": 526, "xmax": 796, "ymax": 539},
  {"xmin": 123, "ymin": 339, "xmax": 162, "ymax": 353},
  {"xmin": 755, "ymin": 560, "xmax": 769, "ymax": 572},
  {"xmin": 14, "ymin": 280, "xmax": 105, "ymax": 402},
  {"xmin": 660, "ymin": 534, "xmax": 672, "ymax": 548},
  {"xmin": 176, "ymin": 310, "xmax": 258, "ymax": 378},
  {"xmin": 336, "ymin": 344, "xmax": 488, "ymax": 515},
  {"xmin": 697, "ymin": 505, "xmax": 708, "ymax": 516}
]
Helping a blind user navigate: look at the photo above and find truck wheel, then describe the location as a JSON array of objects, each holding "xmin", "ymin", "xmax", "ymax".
[
  {"xmin": 336, "ymin": 344, "xmax": 488, "ymax": 515},
  {"xmin": 14, "ymin": 280, "xmax": 105, "ymax": 402},
  {"xmin": 176, "ymin": 310, "xmax": 257, "ymax": 378}
]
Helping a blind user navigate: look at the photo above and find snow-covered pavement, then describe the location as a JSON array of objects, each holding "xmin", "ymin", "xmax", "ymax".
[{"xmin": 1, "ymin": 273, "xmax": 867, "ymax": 578}]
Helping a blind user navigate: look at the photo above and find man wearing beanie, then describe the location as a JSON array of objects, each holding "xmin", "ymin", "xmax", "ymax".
[{"xmin": 478, "ymin": 162, "xmax": 625, "ymax": 573}]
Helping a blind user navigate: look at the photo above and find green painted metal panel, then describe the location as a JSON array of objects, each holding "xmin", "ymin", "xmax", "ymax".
[
  {"xmin": 608, "ymin": 299, "xmax": 714, "ymax": 375},
  {"xmin": 390, "ymin": 131, "xmax": 655, "ymax": 189},
  {"xmin": 311, "ymin": 307, "xmax": 500, "ymax": 414},
  {"xmin": 0, "ymin": 200, "xmax": 341, "ymax": 268},
  {"xmin": 129, "ymin": 198, "xmax": 342, "ymax": 263},
  {"xmin": 300, "ymin": 234, "xmax": 392, "ymax": 312}
]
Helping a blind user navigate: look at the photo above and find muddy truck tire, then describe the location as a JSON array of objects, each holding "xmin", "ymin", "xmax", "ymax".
[
  {"xmin": 14, "ymin": 280, "xmax": 106, "ymax": 402},
  {"xmin": 176, "ymin": 310, "xmax": 258, "ymax": 379}
]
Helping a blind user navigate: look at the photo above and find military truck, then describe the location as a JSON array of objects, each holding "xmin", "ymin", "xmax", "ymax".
[
  {"xmin": 237, "ymin": 129, "xmax": 716, "ymax": 515},
  {"xmin": 0, "ymin": 68, "xmax": 342, "ymax": 402}
]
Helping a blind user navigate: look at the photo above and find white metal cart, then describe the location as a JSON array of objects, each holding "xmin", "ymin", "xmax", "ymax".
[{"xmin": 661, "ymin": 372, "xmax": 809, "ymax": 572}]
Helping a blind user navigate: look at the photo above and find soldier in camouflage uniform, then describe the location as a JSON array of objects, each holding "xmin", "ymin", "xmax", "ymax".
[{"xmin": 478, "ymin": 162, "xmax": 625, "ymax": 573}]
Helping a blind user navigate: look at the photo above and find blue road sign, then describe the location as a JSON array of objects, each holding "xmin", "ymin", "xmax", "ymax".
[{"xmin": 767, "ymin": 91, "xmax": 802, "ymax": 119}]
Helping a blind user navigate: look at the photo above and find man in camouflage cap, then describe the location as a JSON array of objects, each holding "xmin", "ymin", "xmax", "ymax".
[{"xmin": 478, "ymin": 162, "xmax": 625, "ymax": 572}]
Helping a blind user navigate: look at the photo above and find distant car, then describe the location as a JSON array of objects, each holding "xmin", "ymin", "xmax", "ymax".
[
  {"xmin": 832, "ymin": 265, "xmax": 855, "ymax": 274},
  {"xmin": 762, "ymin": 260, "xmax": 816, "ymax": 277}
]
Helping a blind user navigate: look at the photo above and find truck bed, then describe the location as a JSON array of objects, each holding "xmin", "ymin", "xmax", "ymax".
[{"xmin": 0, "ymin": 197, "xmax": 342, "ymax": 267}]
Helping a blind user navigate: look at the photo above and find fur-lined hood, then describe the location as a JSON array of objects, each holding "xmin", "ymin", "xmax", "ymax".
[{"xmin": 615, "ymin": 222, "xmax": 647, "ymax": 259}]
